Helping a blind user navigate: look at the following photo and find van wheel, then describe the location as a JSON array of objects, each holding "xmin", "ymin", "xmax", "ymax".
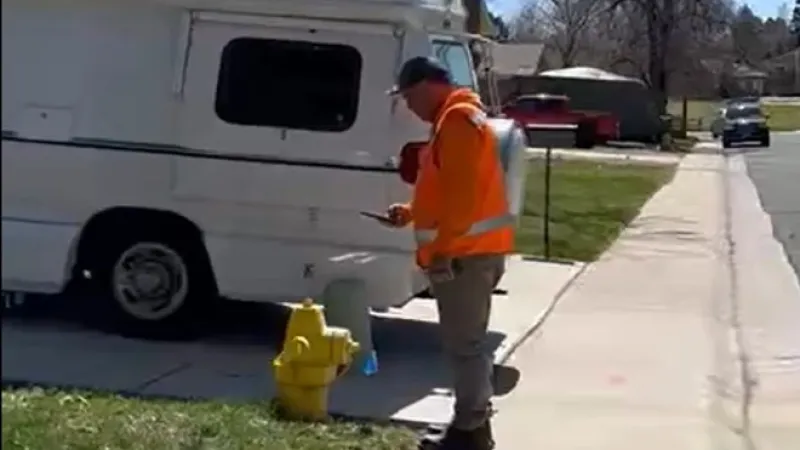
[{"xmin": 80, "ymin": 229, "xmax": 216, "ymax": 340}]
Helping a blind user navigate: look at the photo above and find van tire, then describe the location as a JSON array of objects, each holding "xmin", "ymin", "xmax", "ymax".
[{"xmin": 77, "ymin": 227, "xmax": 216, "ymax": 340}]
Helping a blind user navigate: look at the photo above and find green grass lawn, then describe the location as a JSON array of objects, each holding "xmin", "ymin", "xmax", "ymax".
[
  {"xmin": 763, "ymin": 104, "xmax": 800, "ymax": 131},
  {"xmin": 2, "ymin": 388, "xmax": 417, "ymax": 450},
  {"xmin": 667, "ymin": 99, "xmax": 800, "ymax": 132},
  {"xmin": 515, "ymin": 159, "xmax": 676, "ymax": 261}
]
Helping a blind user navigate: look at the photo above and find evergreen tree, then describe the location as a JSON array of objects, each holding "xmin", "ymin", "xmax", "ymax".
[{"xmin": 792, "ymin": 0, "xmax": 800, "ymax": 46}]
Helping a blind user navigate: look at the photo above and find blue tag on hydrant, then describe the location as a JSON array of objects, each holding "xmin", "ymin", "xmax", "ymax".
[{"xmin": 361, "ymin": 350, "xmax": 379, "ymax": 376}]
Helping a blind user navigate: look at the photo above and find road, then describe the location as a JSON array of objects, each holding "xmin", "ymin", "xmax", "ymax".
[{"xmin": 738, "ymin": 132, "xmax": 800, "ymax": 279}]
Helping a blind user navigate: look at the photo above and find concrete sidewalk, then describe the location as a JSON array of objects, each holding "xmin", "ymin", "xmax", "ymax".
[
  {"xmin": 492, "ymin": 154, "xmax": 800, "ymax": 450},
  {"xmin": 526, "ymin": 147, "xmax": 681, "ymax": 165}
]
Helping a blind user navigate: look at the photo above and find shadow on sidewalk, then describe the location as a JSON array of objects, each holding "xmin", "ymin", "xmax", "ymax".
[{"xmin": 2, "ymin": 292, "xmax": 518, "ymax": 424}]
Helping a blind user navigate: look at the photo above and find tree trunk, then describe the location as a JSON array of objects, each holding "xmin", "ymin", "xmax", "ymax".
[
  {"xmin": 645, "ymin": 0, "xmax": 675, "ymax": 116},
  {"xmin": 463, "ymin": 0, "xmax": 482, "ymax": 34}
]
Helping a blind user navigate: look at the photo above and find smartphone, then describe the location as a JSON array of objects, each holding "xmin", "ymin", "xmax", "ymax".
[{"xmin": 359, "ymin": 211, "xmax": 395, "ymax": 225}]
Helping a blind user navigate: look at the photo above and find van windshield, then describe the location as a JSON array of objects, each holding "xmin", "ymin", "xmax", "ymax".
[{"xmin": 432, "ymin": 40, "xmax": 477, "ymax": 91}]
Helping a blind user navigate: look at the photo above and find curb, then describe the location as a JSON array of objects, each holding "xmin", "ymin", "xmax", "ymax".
[{"xmin": 493, "ymin": 261, "xmax": 589, "ymax": 366}]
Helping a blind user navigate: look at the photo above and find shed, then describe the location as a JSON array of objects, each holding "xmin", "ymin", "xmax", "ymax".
[{"xmin": 530, "ymin": 67, "xmax": 662, "ymax": 142}]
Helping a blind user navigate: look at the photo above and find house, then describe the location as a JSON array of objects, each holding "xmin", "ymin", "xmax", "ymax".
[
  {"xmin": 489, "ymin": 52, "xmax": 663, "ymax": 142},
  {"xmin": 762, "ymin": 48, "xmax": 800, "ymax": 95},
  {"xmin": 698, "ymin": 59, "xmax": 771, "ymax": 97},
  {"xmin": 532, "ymin": 67, "xmax": 662, "ymax": 142},
  {"xmin": 485, "ymin": 42, "xmax": 546, "ymax": 104},
  {"xmin": 729, "ymin": 64, "xmax": 769, "ymax": 95}
]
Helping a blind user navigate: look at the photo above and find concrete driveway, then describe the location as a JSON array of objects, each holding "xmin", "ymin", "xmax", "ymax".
[
  {"xmin": 1, "ymin": 257, "xmax": 584, "ymax": 426},
  {"xmin": 736, "ymin": 132, "xmax": 800, "ymax": 280}
]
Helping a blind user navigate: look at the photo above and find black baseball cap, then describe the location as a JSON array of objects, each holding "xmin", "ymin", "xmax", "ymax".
[{"xmin": 387, "ymin": 56, "xmax": 453, "ymax": 95}]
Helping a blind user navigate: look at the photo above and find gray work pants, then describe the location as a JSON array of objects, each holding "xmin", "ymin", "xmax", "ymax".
[{"xmin": 429, "ymin": 254, "xmax": 505, "ymax": 430}]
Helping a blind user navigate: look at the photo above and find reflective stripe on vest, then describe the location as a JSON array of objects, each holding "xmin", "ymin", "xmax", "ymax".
[{"xmin": 414, "ymin": 213, "xmax": 516, "ymax": 245}]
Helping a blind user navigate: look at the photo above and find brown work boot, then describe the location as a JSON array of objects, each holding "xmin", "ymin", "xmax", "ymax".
[{"xmin": 418, "ymin": 421, "xmax": 495, "ymax": 450}]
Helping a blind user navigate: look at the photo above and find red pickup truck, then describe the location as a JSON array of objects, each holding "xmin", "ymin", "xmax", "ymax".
[{"xmin": 501, "ymin": 93, "xmax": 619, "ymax": 148}]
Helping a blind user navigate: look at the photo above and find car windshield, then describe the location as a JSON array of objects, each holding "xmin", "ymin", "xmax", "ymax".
[{"xmin": 725, "ymin": 106, "xmax": 762, "ymax": 120}]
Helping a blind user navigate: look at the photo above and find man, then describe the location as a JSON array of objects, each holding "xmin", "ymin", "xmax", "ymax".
[{"xmin": 384, "ymin": 56, "xmax": 515, "ymax": 450}]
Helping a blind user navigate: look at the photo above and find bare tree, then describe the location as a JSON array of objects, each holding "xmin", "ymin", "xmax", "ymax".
[
  {"xmin": 508, "ymin": 0, "xmax": 605, "ymax": 66},
  {"xmin": 604, "ymin": 0, "xmax": 734, "ymax": 112},
  {"xmin": 540, "ymin": 0, "xmax": 606, "ymax": 67},
  {"xmin": 778, "ymin": 2, "xmax": 791, "ymax": 22},
  {"xmin": 792, "ymin": 0, "xmax": 800, "ymax": 45},
  {"xmin": 730, "ymin": 5, "xmax": 768, "ymax": 64},
  {"xmin": 508, "ymin": 1, "xmax": 548, "ymax": 42},
  {"xmin": 591, "ymin": 2, "xmax": 650, "ymax": 78},
  {"xmin": 505, "ymin": 0, "xmax": 738, "ymax": 103}
]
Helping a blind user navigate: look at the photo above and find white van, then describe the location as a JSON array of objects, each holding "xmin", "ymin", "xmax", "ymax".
[{"xmin": 2, "ymin": 0, "xmax": 514, "ymax": 338}]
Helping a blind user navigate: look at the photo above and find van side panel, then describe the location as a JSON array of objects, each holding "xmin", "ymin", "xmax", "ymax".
[{"xmin": 2, "ymin": 0, "xmax": 421, "ymax": 306}]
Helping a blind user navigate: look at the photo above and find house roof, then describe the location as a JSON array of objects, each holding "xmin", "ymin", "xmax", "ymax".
[
  {"xmin": 538, "ymin": 66, "xmax": 645, "ymax": 84},
  {"xmin": 699, "ymin": 59, "xmax": 772, "ymax": 78},
  {"xmin": 700, "ymin": 58, "xmax": 728, "ymax": 75},
  {"xmin": 762, "ymin": 48, "xmax": 800, "ymax": 69},
  {"xmin": 731, "ymin": 64, "xmax": 768, "ymax": 79},
  {"xmin": 489, "ymin": 43, "xmax": 545, "ymax": 76}
]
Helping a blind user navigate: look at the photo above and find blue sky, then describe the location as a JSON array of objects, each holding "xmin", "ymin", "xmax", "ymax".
[{"xmin": 488, "ymin": 0, "xmax": 791, "ymax": 20}]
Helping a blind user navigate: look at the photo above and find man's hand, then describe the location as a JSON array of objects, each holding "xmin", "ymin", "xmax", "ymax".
[
  {"xmin": 426, "ymin": 255, "xmax": 455, "ymax": 283},
  {"xmin": 386, "ymin": 203, "xmax": 413, "ymax": 228}
]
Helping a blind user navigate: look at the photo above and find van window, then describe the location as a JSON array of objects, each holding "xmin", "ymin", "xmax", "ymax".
[
  {"xmin": 215, "ymin": 38, "xmax": 362, "ymax": 132},
  {"xmin": 432, "ymin": 40, "xmax": 476, "ymax": 90}
]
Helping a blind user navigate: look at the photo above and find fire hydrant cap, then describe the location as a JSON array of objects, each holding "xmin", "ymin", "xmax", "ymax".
[{"xmin": 302, "ymin": 298, "xmax": 314, "ymax": 307}]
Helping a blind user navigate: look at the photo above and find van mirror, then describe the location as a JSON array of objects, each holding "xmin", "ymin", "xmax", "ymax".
[{"xmin": 399, "ymin": 142, "xmax": 426, "ymax": 184}]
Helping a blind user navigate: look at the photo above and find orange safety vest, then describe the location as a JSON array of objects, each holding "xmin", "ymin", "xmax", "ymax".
[{"xmin": 411, "ymin": 91, "xmax": 514, "ymax": 268}]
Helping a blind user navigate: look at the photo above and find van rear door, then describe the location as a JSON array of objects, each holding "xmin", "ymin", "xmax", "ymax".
[{"xmin": 175, "ymin": 12, "xmax": 401, "ymax": 211}]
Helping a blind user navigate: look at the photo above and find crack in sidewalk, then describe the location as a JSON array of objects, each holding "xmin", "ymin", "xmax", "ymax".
[{"xmin": 133, "ymin": 362, "xmax": 193, "ymax": 393}]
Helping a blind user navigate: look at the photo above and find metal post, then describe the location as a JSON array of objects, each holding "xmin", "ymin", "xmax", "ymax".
[
  {"xmin": 543, "ymin": 145, "xmax": 552, "ymax": 260},
  {"xmin": 524, "ymin": 123, "xmax": 577, "ymax": 261},
  {"xmin": 681, "ymin": 96, "xmax": 688, "ymax": 136}
]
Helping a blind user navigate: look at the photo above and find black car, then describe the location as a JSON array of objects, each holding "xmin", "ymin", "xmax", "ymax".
[{"xmin": 712, "ymin": 103, "xmax": 770, "ymax": 148}]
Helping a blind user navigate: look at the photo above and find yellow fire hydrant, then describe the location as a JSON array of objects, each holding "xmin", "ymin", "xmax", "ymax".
[{"xmin": 273, "ymin": 298, "xmax": 361, "ymax": 421}]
